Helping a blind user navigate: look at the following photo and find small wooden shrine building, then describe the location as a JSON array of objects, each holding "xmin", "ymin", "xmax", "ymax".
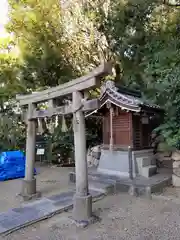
[{"xmin": 87, "ymin": 81, "xmax": 163, "ymax": 178}]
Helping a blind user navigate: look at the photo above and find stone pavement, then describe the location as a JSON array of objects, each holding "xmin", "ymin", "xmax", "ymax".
[
  {"xmin": 4, "ymin": 193, "xmax": 180, "ymax": 240},
  {"xmin": 0, "ymin": 166, "xmax": 75, "ymax": 213},
  {"xmin": 0, "ymin": 189, "xmax": 105, "ymax": 236}
]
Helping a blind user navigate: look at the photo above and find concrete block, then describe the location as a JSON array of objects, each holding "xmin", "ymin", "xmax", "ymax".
[
  {"xmin": 128, "ymin": 185, "xmax": 137, "ymax": 196},
  {"xmin": 136, "ymin": 157, "xmax": 152, "ymax": 169},
  {"xmin": 73, "ymin": 194, "xmax": 92, "ymax": 221},
  {"xmin": 69, "ymin": 172, "xmax": 76, "ymax": 183},
  {"xmin": 172, "ymin": 174, "xmax": 180, "ymax": 187},
  {"xmin": 145, "ymin": 186, "xmax": 152, "ymax": 199},
  {"xmin": 20, "ymin": 178, "xmax": 41, "ymax": 201},
  {"xmin": 21, "ymin": 178, "xmax": 36, "ymax": 195},
  {"xmin": 142, "ymin": 157, "xmax": 152, "ymax": 167},
  {"xmin": 141, "ymin": 165, "xmax": 157, "ymax": 178}
]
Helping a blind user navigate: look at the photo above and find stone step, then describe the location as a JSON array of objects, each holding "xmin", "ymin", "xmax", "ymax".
[
  {"xmin": 69, "ymin": 171, "xmax": 117, "ymax": 185},
  {"xmin": 69, "ymin": 172, "xmax": 116, "ymax": 195},
  {"xmin": 69, "ymin": 170, "xmax": 171, "ymax": 198},
  {"xmin": 89, "ymin": 180, "xmax": 116, "ymax": 195},
  {"xmin": 137, "ymin": 157, "xmax": 152, "ymax": 168},
  {"xmin": 141, "ymin": 165, "xmax": 157, "ymax": 178},
  {"xmin": 88, "ymin": 173, "xmax": 117, "ymax": 185}
]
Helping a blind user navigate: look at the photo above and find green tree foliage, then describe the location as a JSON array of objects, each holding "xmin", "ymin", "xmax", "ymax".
[
  {"xmin": 0, "ymin": 103, "xmax": 26, "ymax": 151},
  {"xmin": 7, "ymin": 0, "xmax": 77, "ymax": 90},
  {"xmin": 83, "ymin": 0, "xmax": 180, "ymax": 147},
  {"xmin": 1, "ymin": 0, "xmax": 180, "ymax": 152},
  {"xmin": 141, "ymin": 5, "xmax": 180, "ymax": 147},
  {"xmin": 94, "ymin": 0, "xmax": 159, "ymax": 86},
  {"xmin": 0, "ymin": 37, "xmax": 26, "ymax": 151},
  {"xmin": 0, "ymin": 37, "xmax": 23, "ymax": 103}
]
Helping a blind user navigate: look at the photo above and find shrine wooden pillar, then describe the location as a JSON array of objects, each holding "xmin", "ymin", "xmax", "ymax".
[
  {"xmin": 106, "ymin": 102, "xmax": 114, "ymax": 150},
  {"xmin": 109, "ymin": 105, "xmax": 114, "ymax": 151},
  {"xmin": 72, "ymin": 91, "xmax": 92, "ymax": 221}
]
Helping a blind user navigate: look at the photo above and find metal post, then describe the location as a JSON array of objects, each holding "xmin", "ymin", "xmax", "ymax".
[{"xmin": 128, "ymin": 146, "xmax": 133, "ymax": 180}]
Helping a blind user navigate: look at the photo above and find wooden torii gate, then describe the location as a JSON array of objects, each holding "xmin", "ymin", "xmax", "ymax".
[{"xmin": 16, "ymin": 62, "xmax": 112, "ymax": 222}]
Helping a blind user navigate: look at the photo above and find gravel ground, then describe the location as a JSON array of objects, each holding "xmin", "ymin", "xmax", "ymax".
[
  {"xmin": 3, "ymin": 193, "xmax": 180, "ymax": 240},
  {"xmin": 155, "ymin": 186, "xmax": 180, "ymax": 200},
  {"xmin": 0, "ymin": 164, "xmax": 74, "ymax": 212}
]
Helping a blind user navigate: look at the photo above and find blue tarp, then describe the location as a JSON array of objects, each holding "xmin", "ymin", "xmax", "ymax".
[{"xmin": 0, "ymin": 151, "xmax": 36, "ymax": 181}]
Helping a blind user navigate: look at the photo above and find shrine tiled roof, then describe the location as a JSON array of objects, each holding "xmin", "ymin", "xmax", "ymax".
[{"xmin": 99, "ymin": 81, "xmax": 162, "ymax": 113}]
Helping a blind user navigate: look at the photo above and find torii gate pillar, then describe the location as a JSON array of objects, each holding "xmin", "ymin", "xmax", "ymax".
[
  {"xmin": 72, "ymin": 91, "xmax": 92, "ymax": 222},
  {"xmin": 21, "ymin": 103, "xmax": 40, "ymax": 200}
]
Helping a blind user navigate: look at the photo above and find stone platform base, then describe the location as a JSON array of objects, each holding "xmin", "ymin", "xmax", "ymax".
[
  {"xmin": 69, "ymin": 169, "xmax": 172, "ymax": 199},
  {"xmin": 19, "ymin": 191, "xmax": 42, "ymax": 201},
  {"xmin": 70, "ymin": 214, "xmax": 100, "ymax": 228},
  {"xmin": 97, "ymin": 148, "xmax": 156, "ymax": 178},
  {"xmin": 128, "ymin": 185, "xmax": 152, "ymax": 199},
  {"xmin": 73, "ymin": 194, "xmax": 92, "ymax": 221},
  {"xmin": 20, "ymin": 178, "xmax": 41, "ymax": 201}
]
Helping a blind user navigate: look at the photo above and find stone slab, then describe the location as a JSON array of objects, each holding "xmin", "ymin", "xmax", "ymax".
[
  {"xmin": 97, "ymin": 149, "xmax": 130, "ymax": 177},
  {"xmin": 47, "ymin": 191, "xmax": 74, "ymax": 202},
  {"xmin": 89, "ymin": 170, "xmax": 171, "ymax": 187},
  {"xmin": 0, "ymin": 202, "xmax": 59, "ymax": 233},
  {"xmin": 0, "ymin": 188, "xmax": 106, "ymax": 235},
  {"xmin": 33, "ymin": 201, "xmax": 59, "ymax": 216},
  {"xmin": 88, "ymin": 169, "xmax": 172, "ymax": 197},
  {"xmin": 89, "ymin": 181, "xmax": 110, "ymax": 193},
  {"xmin": 0, "ymin": 211, "xmax": 23, "ymax": 230},
  {"xmin": 0, "ymin": 201, "xmax": 68, "ymax": 235}
]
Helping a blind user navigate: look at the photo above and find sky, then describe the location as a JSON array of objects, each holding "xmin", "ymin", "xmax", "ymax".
[{"xmin": 0, "ymin": 0, "xmax": 8, "ymax": 37}]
